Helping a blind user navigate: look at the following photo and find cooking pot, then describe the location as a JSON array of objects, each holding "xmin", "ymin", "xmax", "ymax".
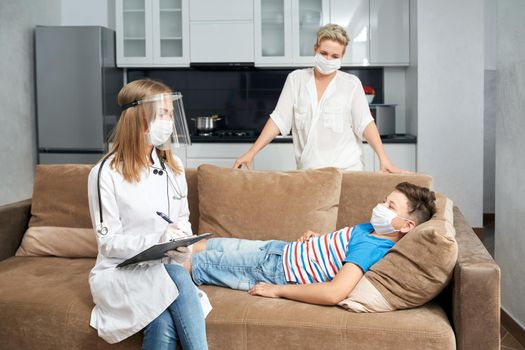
[{"xmin": 192, "ymin": 115, "xmax": 221, "ymax": 132}]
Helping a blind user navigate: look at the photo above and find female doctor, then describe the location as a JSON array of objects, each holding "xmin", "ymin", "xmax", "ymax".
[
  {"xmin": 87, "ymin": 79, "xmax": 211, "ymax": 349},
  {"xmin": 234, "ymin": 24, "xmax": 405, "ymax": 173}
]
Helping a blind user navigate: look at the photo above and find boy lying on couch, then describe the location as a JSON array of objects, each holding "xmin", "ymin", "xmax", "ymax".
[{"xmin": 171, "ymin": 182, "xmax": 436, "ymax": 305}]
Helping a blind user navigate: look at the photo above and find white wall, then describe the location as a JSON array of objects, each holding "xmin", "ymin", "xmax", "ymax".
[
  {"xmin": 483, "ymin": 0, "xmax": 497, "ymax": 214},
  {"xmin": 61, "ymin": 0, "xmax": 115, "ymax": 29},
  {"xmin": 416, "ymin": 0, "xmax": 485, "ymax": 227},
  {"xmin": 0, "ymin": 0, "xmax": 61, "ymax": 206},
  {"xmin": 495, "ymin": 0, "xmax": 525, "ymax": 329},
  {"xmin": 405, "ymin": 0, "xmax": 418, "ymax": 137}
]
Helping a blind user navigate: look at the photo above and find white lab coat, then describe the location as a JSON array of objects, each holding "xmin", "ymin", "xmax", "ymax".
[
  {"xmin": 87, "ymin": 150, "xmax": 212, "ymax": 344},
  {"xmin": 270, "ymin": 68, "xmax": 375, "ymax": 171}
]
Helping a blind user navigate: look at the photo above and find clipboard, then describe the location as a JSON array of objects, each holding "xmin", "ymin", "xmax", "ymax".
[{"xmin": 117, "ymin": 233, "xmax": 213, "ymax": 268}]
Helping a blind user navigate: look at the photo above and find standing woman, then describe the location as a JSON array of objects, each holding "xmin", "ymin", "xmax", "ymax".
[
  {"xmin": 87, "ymin": 79, "xmax": 211, "ymax": 349},
  {"xmin": 234, "ymin": 24, "xmax": 405, "ymax": 172}
]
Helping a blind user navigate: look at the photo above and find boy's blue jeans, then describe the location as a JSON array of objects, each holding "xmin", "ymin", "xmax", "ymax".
[{"xmin": 191, "ymin": 238, "xmax": 289, "ymax": 291}]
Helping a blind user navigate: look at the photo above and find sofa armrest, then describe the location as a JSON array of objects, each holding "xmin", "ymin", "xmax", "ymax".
[
  {"xmin": 0, "ymin": 199, "xmax": 31, "ymax": 261},
  {"xmin": 451, "ymin": 207, "xmax": 500, "ymax": 350}
]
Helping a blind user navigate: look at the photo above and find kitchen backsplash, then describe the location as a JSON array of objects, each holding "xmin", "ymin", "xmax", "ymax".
[{"xmin": 127, "ymin": 67, "xmax": 383, "ymax": 134}]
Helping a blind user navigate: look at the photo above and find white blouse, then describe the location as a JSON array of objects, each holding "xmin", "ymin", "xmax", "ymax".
[{"xmin": 270, "ymin": 68, "xmax": 374, "ymax": 171}]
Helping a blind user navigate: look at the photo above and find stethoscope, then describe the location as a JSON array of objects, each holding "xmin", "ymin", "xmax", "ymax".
[{"xmin": 96, "ymin": 149, "xmax": 186, "ymax": 236}]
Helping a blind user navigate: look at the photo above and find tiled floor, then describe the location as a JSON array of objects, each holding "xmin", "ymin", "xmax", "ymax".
[{"xmin": 483, "ymin": 218, "xmax": 524, "ymax": 350}]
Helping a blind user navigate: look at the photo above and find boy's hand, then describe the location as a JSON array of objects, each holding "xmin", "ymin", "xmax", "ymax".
[
  {"xmin": 296, "ymin": 230, "xmax": 320, "ymax": 242},
  {"xmin": 248, "ymin": 283, "xmax": 281, "ymax": 298}
]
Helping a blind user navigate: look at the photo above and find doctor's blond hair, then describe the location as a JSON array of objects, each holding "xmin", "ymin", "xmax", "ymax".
[{"xmin": 107, "ymin": 79, "xmax": 183, "ymax": 182}]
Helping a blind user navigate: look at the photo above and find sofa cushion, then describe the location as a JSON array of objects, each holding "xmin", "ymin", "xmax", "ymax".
[
  {"xmin": 199, "ymin": 285, "xmax": 455, "ymax": 349},
  {"xmin": 29, "ymin": 164, "xmax": 94, "ymax": 228},
  {"xmin": 340, "ymin": 193, "xmax": 457, "ymax": 312},
  {"xmin": 197, "ymin": 165, "xmax": 343, "ymax": 241},
  {"xmin": 16, "ymin": 165, "xmax": 96, "ymax": 258},
  {"xmin": 0, "ymin": 256, "xmax": 455, "ymax": 349},
  {"xmin": 0, "ymin": 257, "xmax": 142, "ymax": 349},
  {"xmin": 16, "ymin": 227, "xmax": 97, "ymax": 258},
  {"xmin": 337, "ymin": 171, "xmax": 433, "ymax": 228}
]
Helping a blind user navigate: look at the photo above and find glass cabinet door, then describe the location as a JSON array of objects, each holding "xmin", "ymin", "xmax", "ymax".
[
  {"xmin": 292, "ymin": 0, "xmax": 329, "ymax": 63},
  {"xmin": 153, "ymin": 0, "xmax": 189, "ymax": 64},
  {"xmin": 330, "ymin": 0, "xmax": 370, "ymax": 66},
  {"xmin": 117, "ymin": 0, "xmax": 153, "ymax": 64},
  {"xmin": 255, "ymin": 0, "xmax": 292, "ymax": 65}
]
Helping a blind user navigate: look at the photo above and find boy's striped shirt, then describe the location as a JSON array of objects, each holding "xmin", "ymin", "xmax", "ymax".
[{"xmin": 282, "ymin": 227, "xmax": 352, "ymax": 284}]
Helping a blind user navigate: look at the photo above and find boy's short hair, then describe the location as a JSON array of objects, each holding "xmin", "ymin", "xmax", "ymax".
[{"xmin": 395, "ymin": 182, "xmax": 437, "ymax": 225}]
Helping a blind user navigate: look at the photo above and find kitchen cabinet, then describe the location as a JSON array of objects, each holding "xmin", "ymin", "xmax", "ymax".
[
  {"xmin": 255, "ymin": 143, "xmax": 296, "ymax": 170},
  {"xmin": 373, "ymin": 144, "xmax": 416, "ymax": 172},
  {"xmin": 185, "ymin": 143, "xmax": 252, "ymax": 169},
  {"xmin": 254, "ymin": 0, "xmax": 293, "ymax": 66},
  {"xmin": 329, "ymin": 0, "xmax": 409, "ymax": 66},
  {"xmin": 183, "ymin": 142, "xmax": 415, "ymax": 171},
  {"xmin": 189, "ymin": 0, "xmax": 254, "ymax": 63},
  {"xmin": 190, "ymin": 22, "xmax": 254, "ymax": 63},
  {"xmin": 171, "ymin": 145, "xmax": 187, "ymax": 167},
  {"xmin": 254, "ymin": 0, "xmax": 330, "ymax": 67},
  {"xmin": 185, "ymin": 143, "xmax": 295, "ymax": 170},
  {"xmin": 291, "ymin": 0, "xmax": 330, "ymax": 65},
  {"xmin": 329, "ymin": 0, "xmax": 369, "ymax": 66},
  {"xmin": 116, "ymin": 0, "xmax": 190, "ymax": 67},
  {"xmin": 369, "ymin": 0, "xmax": 409, "ymax": 65},
  {"xmin": 362, "ymin": 144, "xmax": 375, "ymax": 171}
]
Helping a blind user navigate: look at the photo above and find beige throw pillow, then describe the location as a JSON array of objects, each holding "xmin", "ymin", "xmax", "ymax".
[
  {"xmin": 197, "ymin": 165, "xmax": 342, "ymax": 242},
  {"xmin": 17, "ymin": 164, "xmax": 97, "ymax": 257},
  {"xmin": 16, "ymin": 226, "xmax": 97, "ymax": 258}
]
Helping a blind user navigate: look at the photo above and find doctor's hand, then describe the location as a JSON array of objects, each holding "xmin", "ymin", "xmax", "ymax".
[
  {"xmin": 165, "ymin": 246, "xmax": 192, "ymax": 264},
  {"xmin": 248, "ymin": 282, "xmax": 281, "ymax": 298},
  {"xmin": 160, "ymin": 223, "xmax": 188, "ymax": 243},
  {"xmin": 296, "ymin": 230, "xmax": 320, "ymax": 242},
  {"xmin": 233, "ymin": 151, "xmax": 255, "ymax": 170}
]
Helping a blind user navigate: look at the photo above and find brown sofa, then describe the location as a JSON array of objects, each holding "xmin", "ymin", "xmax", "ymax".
[{"xmin": 0, "ymin": 167, "xmax": 500, "ymax": 349}]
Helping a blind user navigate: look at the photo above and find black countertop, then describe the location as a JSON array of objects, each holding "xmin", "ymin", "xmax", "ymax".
[{"xmin": 190, "ymin": 133, "xmax": 417, "ymax": 144}]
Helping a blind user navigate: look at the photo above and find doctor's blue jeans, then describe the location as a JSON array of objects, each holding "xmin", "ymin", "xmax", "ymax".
[{"xmin": 142, "ymin": 264, "xmax": 207, "ymax": 350}]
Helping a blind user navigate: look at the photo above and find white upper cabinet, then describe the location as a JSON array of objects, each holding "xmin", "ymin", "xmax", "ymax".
[
  {"xmin": 255, "ymin": 0, "xmax": 331, "ymax": 67},
  {"xmin": 116, "ymin": 0, "xmax": 190, "ymax": 67},
  {"xmin": 189, "ymin": 0, "xmax": 254, "ymax": 63},
  {"xmin": 291, "ymin": 0, "xmax": 330, "ymax": 65},
  {"xmin": 369, "ymin": 0, "xmax": 409, "ymax": 65},
  {"xmin": 190, "ymin": 0, "xmax": 253, "ymax": 21},
  {"xmin": 254, "ymin": 0, "xmax": 293, "ymax": 66},
  {"xmin": 330, "ymin": 0, "xmax": 369, "ymax": 66}
]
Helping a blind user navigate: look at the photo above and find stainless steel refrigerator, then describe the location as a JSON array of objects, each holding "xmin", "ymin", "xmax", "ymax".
[{"xmin": 35, "ymin": 26, "xmax": 122, "ymax": 164}]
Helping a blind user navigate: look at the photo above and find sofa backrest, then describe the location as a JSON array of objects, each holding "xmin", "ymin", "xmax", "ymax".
[
  {"xmin": 185, "ymin": 169, "xmax": 433, "ymax": 233},
  {"xmin": 337, "ymin": 171, "xmax": 433, "ymax": 228}
]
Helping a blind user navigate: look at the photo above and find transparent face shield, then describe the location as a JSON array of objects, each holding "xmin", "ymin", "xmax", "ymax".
[{"xmin": 127, "ymin": 92, "xmax": 191, "ymax": 150}]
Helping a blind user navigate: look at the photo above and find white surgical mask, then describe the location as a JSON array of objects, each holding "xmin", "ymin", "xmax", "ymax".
[
  {"xmin": 314, "ymin": 53, "xmax": 341, "ymax": 75},
  {"xmin": 148, "ymin": 119, "xmax": 173, "ymax": 146},
  {"xmin": 370, "ymin": 204, "xmax": 409, "ymax": 235}
]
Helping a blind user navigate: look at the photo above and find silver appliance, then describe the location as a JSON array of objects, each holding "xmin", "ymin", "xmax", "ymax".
[
  {"xmin": 370, "ymin": 104, "xmax": 396, "ymax": 136},
  {"xmin": 35, "ymin": 26, "xmax": 122, "ymax": 164}
]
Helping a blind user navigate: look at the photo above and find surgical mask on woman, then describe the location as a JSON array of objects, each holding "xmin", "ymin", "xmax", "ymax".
[
  {"xmin": 370, "ymin": 204, "xmax": 410, "ymax": 234},
  {"xmin": 314, "ymin": 53, "xmax": 342, "ymax": 75},
  {"xmin": 148, "ymin": 119, "xmax": 173, "ymax": 146}
]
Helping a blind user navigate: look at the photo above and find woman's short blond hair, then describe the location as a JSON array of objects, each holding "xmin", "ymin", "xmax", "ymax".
[{"xmin": 316, "ymin": 24, "xmax": 349, "ymax": 48}]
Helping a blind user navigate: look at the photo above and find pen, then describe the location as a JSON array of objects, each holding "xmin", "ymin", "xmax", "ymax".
[{"xmin": 156, "ymin": 211, "xmax": 173, "ymax": 224}]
